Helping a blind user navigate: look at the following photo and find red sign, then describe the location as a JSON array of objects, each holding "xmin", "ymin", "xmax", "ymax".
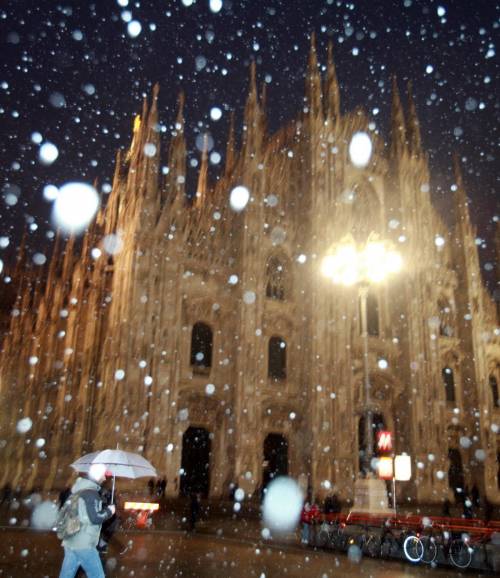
[{"xmin": 377, "ymin": 431, "xmax": 392, "ymax": 452}]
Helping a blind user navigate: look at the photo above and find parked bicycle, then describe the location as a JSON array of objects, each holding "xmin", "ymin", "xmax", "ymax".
[{"xmin": 316, "ymin": 518, "xmax": 347, "ymax": 551}]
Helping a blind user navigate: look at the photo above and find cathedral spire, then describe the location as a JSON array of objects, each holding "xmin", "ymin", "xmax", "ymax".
[
  {"xmin": 103, "ymin": 149, "xmax": 123, "ymax": 234},
  {"xmin": 224, "ymin": 112, "xmax": 236, "ymax": 177},
  {"xmin": 242, "ymin": 60, "xmax": 262, "ymax": 156},
  {"xmin": 146, "ymin": 83, "xmax": 160, "ymax": 133},
  {"xmin": 126, "ymin": 93, "xmax": 149, "ymax": 164},
  {"xmin": 143, "ymin": 83, "xmax": 161, "ymax": 210},
  {"xmin": 260, "ymin": 80, "xmax": 268, "ymax": 135},
  {"xmin": 175, "ymin": 90, "xmax": 185, "ymax": 131},
  {"xmin": 43, "ymin": 230, "xmax": 61, "ymax": 301},
  {"xmin": 61, "ymin": 234, "xmax": 75, "ymax": 281},
  {"xmin": 326, "ymin": 40, "xmax": 340, "ymax": 122},
  {"xmin": 260, "ymin": 80, "xmax": 267, "ymax": 111},
  {"xmin": 453, "ymin": 153, "xmax": 471, "ymax": 229},
  {"xmin": 406, "ymin": 81, "xmax": 422, "ymax": 156},
  {"xmin": 391, "ymin": 75, "xmax": 406, "ymax": 158},
  {"xmin": 305, "ymin": 31, "xmax": 323, "ymax": 117},
  {"xmin": 194, "ymin": 134, "xmax": 209, "ymax": 209},
  {"xmin": 163, "ymin": 91, "xmax": 186, "ymax": 208},
  {"xmin": 13, "ymin": 228, "xmax": 28, "ymax": 280}
]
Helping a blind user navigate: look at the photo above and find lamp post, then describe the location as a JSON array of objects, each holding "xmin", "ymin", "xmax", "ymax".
[
  {"xmin": 322, "ymin": 233, "xmax": 402, "ymax": 509},
  {"xmin": 359, "ymin": 282, "xmax": 373, "ymax": 476}
]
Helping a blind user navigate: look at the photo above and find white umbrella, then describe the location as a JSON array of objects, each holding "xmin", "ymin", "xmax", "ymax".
[{"xmin": 71, "ymin": 449, "xmax": 157, "ymax": 502}]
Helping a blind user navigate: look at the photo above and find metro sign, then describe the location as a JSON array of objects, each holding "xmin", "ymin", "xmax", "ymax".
[{"xmin": 377, "ymin": 430, "xmax": 392, "ymax": 452}]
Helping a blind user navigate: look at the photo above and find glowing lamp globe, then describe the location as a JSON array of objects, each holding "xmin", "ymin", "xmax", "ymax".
[{"xmin": 349, "ymin": 131, "xmax": 372, "ymax": 168}]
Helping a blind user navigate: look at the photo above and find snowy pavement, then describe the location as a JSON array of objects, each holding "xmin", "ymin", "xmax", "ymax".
[{"xmin": 0, "ymin": 525, "xmax": 486, "ymax": 578}]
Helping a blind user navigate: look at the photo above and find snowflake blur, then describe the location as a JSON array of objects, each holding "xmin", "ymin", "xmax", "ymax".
[
  {"xmin": 229, "ymin": 186, "xmax": 250, "ymax": 212},
  {"xmin": 262, "ymin": 476, "xmax": 303, "ymax": 534},
  {"xmin": 51, "ymin": 182, "xmax": 100, "ymax": 235},
  {"xmin": 348, "ymin": 131, "xmax": 372, "ymax": 168},
  {"xmin": 31, "ymin": 501, "xmax": 59, "ymax": 530}
]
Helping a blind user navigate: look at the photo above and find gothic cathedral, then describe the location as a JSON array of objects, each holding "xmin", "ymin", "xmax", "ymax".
[{"xmin": 1, "ymin": 38, "xmax": 499, "ymax": 508}]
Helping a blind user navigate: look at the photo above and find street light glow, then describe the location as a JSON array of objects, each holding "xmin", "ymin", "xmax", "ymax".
[
  {"xmin": 322, "ymin": 235, "xmax": 402, "ymax": 286},
  {"xmin": 321, "ymin": 243, "xmax": 359, "ymax": 285}
]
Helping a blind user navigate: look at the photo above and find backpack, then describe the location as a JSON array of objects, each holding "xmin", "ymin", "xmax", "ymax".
[{"xmin": 55, "ymin": 491, "xmax": 82, "ymax": 540}]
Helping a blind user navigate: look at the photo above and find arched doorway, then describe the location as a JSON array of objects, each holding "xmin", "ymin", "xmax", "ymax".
[
  {"xmin": 180, "ymin": 427, "xmax": 211, "ymax": 498},
  {"xmin": 262, "ymin": 433, "xmax": 288, "ymax": 488},
  {"xmin": 358, "ymin": 412, "xmax": 386, "ymax": 472}
]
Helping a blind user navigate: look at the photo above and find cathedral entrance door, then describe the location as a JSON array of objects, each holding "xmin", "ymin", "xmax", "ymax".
[
  {"xmin": 180, "ymin": 426, "xmax": 211, "ymax": 498},
  {"xmin": 262, "ymin": 433, "xmax": 288, "ymax": 489}
]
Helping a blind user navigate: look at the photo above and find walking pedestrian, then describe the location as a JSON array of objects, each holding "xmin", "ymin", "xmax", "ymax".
[
  {"xmin": 300, "ymin": 502, "xmax": 313, "ymax": 545},
  {"xmin": 147, "ymin": 478, "xmax": 154, "ymax": 497},
  {"xmin": 188, "ymin": 492, "xmax": 200, "ymax": 531},
  {"xmin": 57, "ymin": 463, "xmax": 115, "ymax": 578},
  {"xmin": 0, "ymin": 483, "xmax": 12, "ymax": 508},
  {"xmin": 159, "ymin": 477, "xmax": 167, "ymax": 498},
  {"xmin": 98, "ymin": 484, "xmax": 121, "ymax": 554},
  {"xmin": 484, "ymin": 496, "xmax": 492, "ymax": 523},
  {"xmin": 471, "ymin": 484, "xmax": 480, "ymax": 509},
  {"xmin": 463, "ymin": 495, "xmax": 474, "ymax": 519}
]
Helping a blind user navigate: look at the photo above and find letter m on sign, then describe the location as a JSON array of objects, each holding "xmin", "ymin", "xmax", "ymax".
[{"xmin": 377, "ymin": 431, "xmax": 392, "ymax": 452}]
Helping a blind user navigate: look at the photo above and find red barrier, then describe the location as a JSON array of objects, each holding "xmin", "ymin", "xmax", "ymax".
[{"xmin": 319, "ymin": 512, "xmax": 499, "ymax": 537}]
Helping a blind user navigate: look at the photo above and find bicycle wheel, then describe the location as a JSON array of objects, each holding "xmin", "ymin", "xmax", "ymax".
[
  {"xmin": 449, "ymin": 539, "xmax": 472, "ymax": 569},
  {"xmin": 421, "ymin": 536, "xmax": 438, "ymax": 564},
  {"xmin": 380, "ymin": 535, "xmax": 396, "ymax": 558},
  {"xmin": 333, "ymin": 532, "xmax": 348, "ymax": 552},
  {"xmin": 365, "ymin": 535, "xmax": 381, "ymax": 558},
  {"xmin": 403, "ymin": 534, "xmax": 424, "ymax": 563},
  {"xmin": 317, "ymin": 529, "xmax": 329, "ymax": 547}
]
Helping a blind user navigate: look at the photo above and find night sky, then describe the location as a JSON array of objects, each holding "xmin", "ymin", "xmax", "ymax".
[{"xmin": 0, "ymin": 0, "xmax": 498, "ymax": 290}]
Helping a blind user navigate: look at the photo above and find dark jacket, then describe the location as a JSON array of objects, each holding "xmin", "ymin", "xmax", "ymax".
[{"xmin": 62, "ymin": 477, "xmax": 113, "ymax": 550}]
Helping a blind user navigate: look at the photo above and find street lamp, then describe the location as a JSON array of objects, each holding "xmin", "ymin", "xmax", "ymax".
[{"xmin": 322, "ymin": 233, "xmax": 402, "ymax": 509}]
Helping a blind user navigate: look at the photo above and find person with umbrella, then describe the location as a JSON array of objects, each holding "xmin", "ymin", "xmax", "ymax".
[
  {"xmin": 58, "ymin": 463, "xmax": 115, "ymax": 578},
  {"xmin": 71, "ymin": 448, "xmax": 157, "ymax": 504},
  {"xmin": 97, "ymin": 480, "xmax": 121, "ymax": 554},
  {"xmin": 68, "ymin": 447, "xmax": 158, "ymax": 547}
]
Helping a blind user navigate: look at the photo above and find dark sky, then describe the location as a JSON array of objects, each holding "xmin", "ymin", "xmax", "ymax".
[{"xmin": 0, "ymin": 0, "xmax": 498, "ymax": 289}]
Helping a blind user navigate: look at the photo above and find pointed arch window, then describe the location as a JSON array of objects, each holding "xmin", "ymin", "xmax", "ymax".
[
  {"xmin": 266, "ymin": 256, "xmax": 289, "ymax": 301},
  {"xmin": 359, "ymin": 291, "xmax": 379, "ymax": 336},
  {"xmin": 442, "ymin": 366, "xmax": 456, "ymax": 403},
  {"xmin": 490, "ymin": 375, "xmax": 499, "ymax": 408},
  {"xmin": 367, "ymin": 291, "xmax": 380, "ymax": 336},
  {"xmin": 268, "ymin": 336, "xmax": 287, "ymax": 381},
  {"xmin": 191, "ymin": 322, "xmax": 213, "ymax": 373}
]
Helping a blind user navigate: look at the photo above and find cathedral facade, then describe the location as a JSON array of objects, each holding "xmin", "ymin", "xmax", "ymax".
[{"xmin": 1, "ymin": 40, "xmax": 499, "ymax": 508}]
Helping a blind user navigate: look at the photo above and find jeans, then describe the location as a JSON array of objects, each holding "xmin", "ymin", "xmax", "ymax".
[
  {"xmin": 59, "ymin": 547, "xmax": 105, "ymax": 578},
  {"xmin": 301, "ymin": 523, "xmax": 310, "ymax": 543}
]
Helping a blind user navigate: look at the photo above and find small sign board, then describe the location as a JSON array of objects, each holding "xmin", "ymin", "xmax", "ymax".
[
  {"xmin": 394, "ymin": 454, "xmax": 412, "ymax": 481},
  {"xmin": 377, "ymin": 457, "xmax": 394, "ymax": 480}
]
